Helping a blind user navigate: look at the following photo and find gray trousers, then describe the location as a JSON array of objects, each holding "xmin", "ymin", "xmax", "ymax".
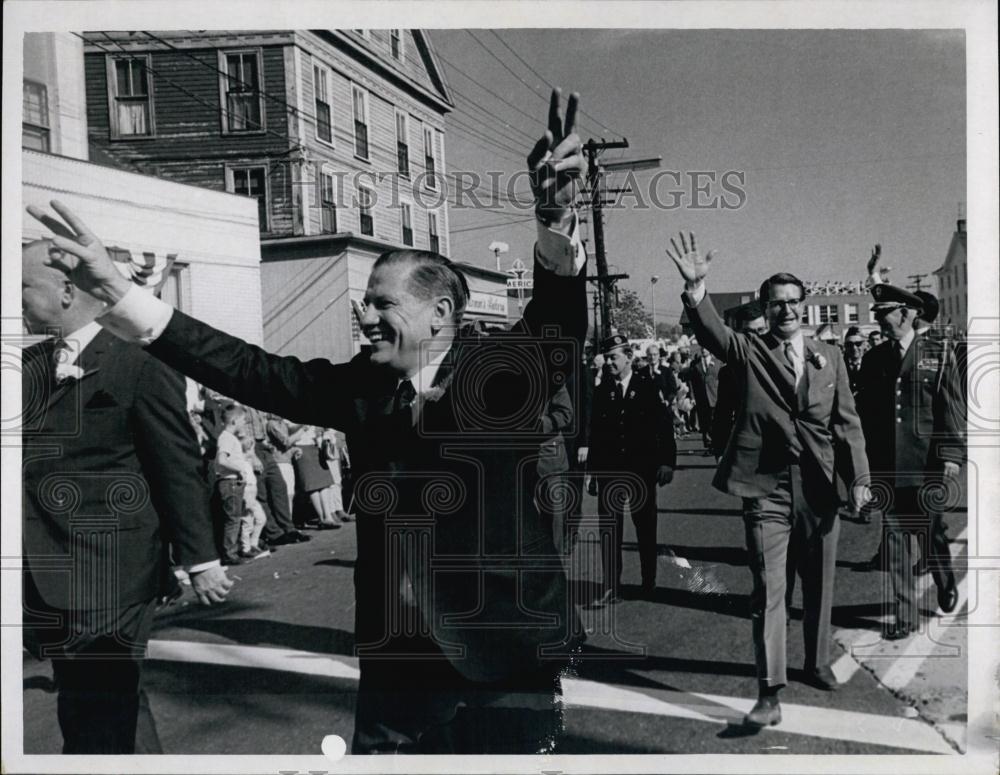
[{"xmin": 743, "ymin": 465, "xmax": 840, "ymax": 688}]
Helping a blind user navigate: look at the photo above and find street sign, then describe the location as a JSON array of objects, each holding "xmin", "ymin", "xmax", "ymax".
[{"xmin": 507, "ymin": 278, "xmax": 534, "ymax": 290}]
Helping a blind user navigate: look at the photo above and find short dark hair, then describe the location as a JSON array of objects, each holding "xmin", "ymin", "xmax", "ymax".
[
  {"xmin": 223, "ymin": 405, "xmax": 246, "ymax": 426},
  {"xmin": 914, "ymin": 290, "xmax": 939, "ymax": 324},
  {"xmin": 758, "ymin": 272, "xmax": 807, "ymax": 305},
  {"xmin": 373, "ymin": 249, "xmax": 470, "ymax": 322},
  {"xmin": 733, "ymin": 300, "xmax": 764, "ymax": 323}
]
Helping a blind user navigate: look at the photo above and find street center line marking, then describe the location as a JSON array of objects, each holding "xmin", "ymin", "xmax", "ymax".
[{"xmin": 145, "ymin": 639, "xmax": 953, "ymax": 754}]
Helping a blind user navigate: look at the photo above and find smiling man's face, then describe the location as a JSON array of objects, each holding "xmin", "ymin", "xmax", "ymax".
[
  {"xmin": 361, "ymin": 264, "xmax": 437, "ymax": 377},
  {"xmin": 763, "ymin": 283, "xmax": 803, "ymax": 340}
]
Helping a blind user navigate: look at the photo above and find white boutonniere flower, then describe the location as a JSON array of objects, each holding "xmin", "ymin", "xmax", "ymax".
[
  {"xmin": 423, "ymin": 386, "xmax": 446, "ymax": 403},
  {"xmin": 54, "ymin": 362, "xmax": 85, "ymax": 384},
  {"xmin": 807, "ymin": 351, "xmax": 827, "ymax": 370},
  {"xmin": 422, "ymin": 370, "xmax": 454, "ymax": 404},
  {"xmin": 628, "ymin": 390, "xmax": 636, "ymax": 399}
]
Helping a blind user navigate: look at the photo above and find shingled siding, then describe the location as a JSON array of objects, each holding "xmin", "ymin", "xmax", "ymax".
[
  {"xmin": 293, "ymin": 41, "xmax": 450, "ymax": 254},
  {"xmin": 85, "ymin": 46, "xmax": 293, "ymax": 234}
]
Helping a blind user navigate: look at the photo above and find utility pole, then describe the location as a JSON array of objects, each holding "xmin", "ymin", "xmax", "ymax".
[
  {"xmin": 583, "ymin": 138, "xmax": 630, "ymax": 341},
  {"xmin": 907, "ymin": 273, "xmax": 929, "ymax": 292},
  {"xmin": 650, "ymin": 275, "xmax": 659, "ymax": 340}
]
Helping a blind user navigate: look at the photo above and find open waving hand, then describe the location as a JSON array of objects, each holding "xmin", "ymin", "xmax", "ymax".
[
  {"xmin": 665, "ymin": 231, "xmax": 714, "ymax": 291},
  {"xmin": 527, "ymin": 89, "xmax": 583, "ymax": 227}
]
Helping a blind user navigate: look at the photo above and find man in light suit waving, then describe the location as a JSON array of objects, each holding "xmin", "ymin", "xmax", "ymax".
[{"xmin": 667, "ymin": 232, "xmax": 870, "ymax": 728}]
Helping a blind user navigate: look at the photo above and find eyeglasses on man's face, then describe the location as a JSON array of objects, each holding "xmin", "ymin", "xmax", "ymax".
[{"xmin": 767, "ymin": 298, "xmax": 802, "ymax": 311}]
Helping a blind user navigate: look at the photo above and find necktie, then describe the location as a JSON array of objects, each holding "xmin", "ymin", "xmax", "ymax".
[
  {"xmin": 889, "ymin": 341, "xmax": 904, "ymax": 377},
  {"xmin": 394, "ymin": 379, "xmax": 417, "ymax": 426},
  {"xmin": 615, "ymin": 381, "xmax": 624, "ymax": 401},
  {"xmin": 782, "ymin": 340, "xmax": 800, "ymax": 386},
  {"xmin": 51, "ymin": 339, "xmax": 74, "ymax": 385}
]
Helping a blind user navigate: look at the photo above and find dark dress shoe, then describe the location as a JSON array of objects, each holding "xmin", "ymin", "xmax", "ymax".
[
  {"xmin": 803, "ymin": 665, "xmax": 839, "ymax": 691},
  {"xmin": 640, "ymin": 581, "xmax": 656, "ymax": 599},
  {"xmin": 937, "ymin": 581, "xmax": 959, "ymax": 613},
  {"xmin": 884, "ymin": 623, "xmax": 917, "ymax": 641},
  {"xmin": 744, "ymin": 695, "xmax": 782, "ymax": 727}
]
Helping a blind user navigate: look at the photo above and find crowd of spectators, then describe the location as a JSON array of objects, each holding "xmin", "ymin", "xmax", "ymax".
[{"xmin": 184, "ymin": 382, "xmax": 354, "ymax": 565}]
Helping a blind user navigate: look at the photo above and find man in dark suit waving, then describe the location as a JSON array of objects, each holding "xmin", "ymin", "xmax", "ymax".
[
  {"xmin": 667, "ymin": 231, "xmax": 870, "ymax": 728},
  {"xmin": 29, "ymin": 89, "xmax": 588, "ymax": 755},
  {"xmin": 20, "ymin": 240, "xmax": 232, "ymax": 754}
]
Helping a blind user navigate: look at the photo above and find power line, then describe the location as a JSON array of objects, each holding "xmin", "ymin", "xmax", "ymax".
[
  {"xmin": 449, "ymin": 214, "xmax": 537, "ymax": 234},
  {"xmin": 434, "ymin": 48, "xmax": 547, "ymax": 132},
  {"xmin": 487, "ymin": 30, "xmax": 623, "ymax": 137},
  {"xmin": 87, "ymin": 33, "xmax": 297, "ymax": 149}
]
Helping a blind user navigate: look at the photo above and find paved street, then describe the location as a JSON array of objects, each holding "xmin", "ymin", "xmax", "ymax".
[{"xmin": 21, "ymin": 437, "xmax": 967, "ymax": 756}]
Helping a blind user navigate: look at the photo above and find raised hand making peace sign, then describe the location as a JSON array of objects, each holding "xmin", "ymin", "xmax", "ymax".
[
  {"xmin": 527, "ymin": 88, "xmax": 583, "ymax": 227},
  {"xmin": 27, "ymin": 200, "xmax": 134, "ymax": 306},
  {"xmin": 665, "ymin": 230, "xmax": 715, "ymax": 290}
]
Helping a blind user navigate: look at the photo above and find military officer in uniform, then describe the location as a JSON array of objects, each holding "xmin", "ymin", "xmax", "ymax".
[
  {"xmin": 856, "ymin": 283, "xmax": 964, "ymax": 639},
  {"xmin": 580, "ymin": 335, "xmax": 676, "ymax": 605}
]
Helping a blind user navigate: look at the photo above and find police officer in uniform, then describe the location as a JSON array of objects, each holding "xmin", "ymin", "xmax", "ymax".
[
  {"xmin": 856, "ymin": 284, "xmax": 964, "ymax": 639},
  {"xmin": 580, "ymin": 335, "xmax": 676, "ymax": 605}
]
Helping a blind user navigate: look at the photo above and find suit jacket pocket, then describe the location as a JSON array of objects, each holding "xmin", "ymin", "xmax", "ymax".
[{"xmin": 84, "ymin": 390, "xmax": 120, "ymax": 410}]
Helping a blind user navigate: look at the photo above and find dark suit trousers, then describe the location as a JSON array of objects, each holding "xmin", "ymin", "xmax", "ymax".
[
  {"xmin": 257, "ymin": 448, "xmax": 295, "ymax": 541},
  {"xmin": 743, "ymin": 465, "xmax": 840, "ymax": 688},
  {"xmin": 883, "ymin": 486, "xmax": 956, "ymax": 627},
  {"xmin": 352, "ymin": 645, "xmax": 562, "ymax": 754},
  {"xmin": 25, "ymin": 575, "xmax": 160, "ymax": 754},
  {"xmin": 597, "ymin": 469, "xmax": 659, "ymax": 592}
]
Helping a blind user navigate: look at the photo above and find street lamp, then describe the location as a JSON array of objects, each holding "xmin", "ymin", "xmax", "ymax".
[
  {"xmin": 650, "ymin": 275, "xmax": 659, "ymax": 340},
  {"xmin": 488, "ymin": 241, "xmax": 509, "ymax": 272}
]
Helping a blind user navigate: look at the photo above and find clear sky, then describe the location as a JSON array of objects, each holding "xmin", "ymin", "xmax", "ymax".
[{"xmin": 432, "ymin": 29, "xmax": 966, "ymax": 323}]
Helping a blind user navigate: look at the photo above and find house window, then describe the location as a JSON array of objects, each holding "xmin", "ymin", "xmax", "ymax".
[
  {"xmin": 423, "ymin": 125, "xmax": 437, "ymax": 189},
  {"xmin": 805, "ymin": 305, "xmax": 819, "ymax": 326},
  {"xmin": 390, "ymin": 29, "xmax": 403, "ymax": 60},
  {"xmin": 320, "ymin": 168, "xmax": 338, "ymax": 233},
  {"xmin": 221, "ymin": 50, "xmax": 264, "ymax": 133},
  {"xmin": 313, "ymin": 63, "xmax": 333, "ymax": 144},
  {"xmin": 867, "ymin": 303, "xmax": 877, "ymax": 323},
  {"xmin": 395, "ymin": 110, "xmax": 409, "ymax": 177},
  {"xmin": 845, "ymin": 303, "xmax": 859, "ymax": 323},
  {"xmin": 428, "ymin": 211, "xmax": 439, "ymax": 253},
  {"xmin": 107, "ymin": 55, "xmax": 154, "ymax": 137},
  {"xmin": 358, "ymin": 185, "xmax": 374, "ymax": 236},
  {"xmin": 23, "ymin": 80, "xmax": 50, "ymax": 151},
  {"xmin": 401, "ymin": 202, "xmax": 413, "ymax": 246},
  {"xmin": 817, "ymin": 304, "xmax": 839, "ymax": 324},
  {"xmin": 353, "ymin": 87, "xmax": 369, "ymax": 160},
  {"xmin": 228, "ymin": 166, "xmax": 268, "ymax": 231}
]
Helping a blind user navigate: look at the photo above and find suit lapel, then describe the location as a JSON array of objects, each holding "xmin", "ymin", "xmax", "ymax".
[
  {"xmin": 762, "ymin": 333, "xmax": 798, "ymax": 409},
  {"xmin": 42, "ymin": 332, "xmax": 110, "ymax": 413},
  {"xmin": 899, "ymin": 335, "xmax": 918, "ymax": 376}
]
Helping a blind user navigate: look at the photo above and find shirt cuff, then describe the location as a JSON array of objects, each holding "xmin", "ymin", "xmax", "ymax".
[
  {"xmin": 96, "ymin": 283, "xmax": 174, "ymax": 346},
  {"xmin": 682, "ymin": 283, "xmax": 707, "ymax": 306},
  {"xmin": 188, "ymin": 559, "xmax": 222, "ymax": 574},
  {"xmin": 534, "ymin": 212, "xmax": 586, "ymax": 277}
]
